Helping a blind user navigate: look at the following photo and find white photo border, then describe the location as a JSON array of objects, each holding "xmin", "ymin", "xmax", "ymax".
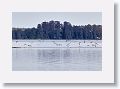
[{"xmin": 0, "ymin": 0, "xmax": 114, "ymax": 83}]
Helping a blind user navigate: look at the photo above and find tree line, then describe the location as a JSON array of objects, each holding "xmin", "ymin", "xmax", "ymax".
[{"xmin": 12, "ymin": 21, "xmax": 102, "ymax": 40}]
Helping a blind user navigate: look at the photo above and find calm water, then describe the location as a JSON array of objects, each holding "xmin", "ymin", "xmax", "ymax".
[{"xmin": 12, "ymin": 48, "xmax": 102, "ymax": 71}]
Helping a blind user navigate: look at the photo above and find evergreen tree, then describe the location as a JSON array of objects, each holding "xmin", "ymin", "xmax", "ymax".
[{"xmin": 12, "ymin": 21, "xmax": 102, "ymax": 40}]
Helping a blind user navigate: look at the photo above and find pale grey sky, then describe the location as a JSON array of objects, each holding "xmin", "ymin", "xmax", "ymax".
[{"xmin": 12, "ymin": 12, "xmax": 102, "ymax": 28}]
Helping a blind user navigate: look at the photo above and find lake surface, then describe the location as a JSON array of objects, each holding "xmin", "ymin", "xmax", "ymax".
[{"xmin": 12, "ymin": 48, "xmax": 102, "ymax": 71}]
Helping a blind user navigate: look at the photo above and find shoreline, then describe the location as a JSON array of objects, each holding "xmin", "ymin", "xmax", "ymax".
[{"xmin": 12, "ymin": 40, "xmax": 102, "ymax": 48}]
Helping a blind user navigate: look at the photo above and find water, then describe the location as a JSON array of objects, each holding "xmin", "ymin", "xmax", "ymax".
[{"xmin": 12, "ymin": 48, "xmax": 102, "ymax": 71}]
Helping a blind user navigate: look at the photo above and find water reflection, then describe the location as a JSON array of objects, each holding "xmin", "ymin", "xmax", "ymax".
[{"xmin": 12, "ymin": 48, "xmax": 102, "ymax": 71}]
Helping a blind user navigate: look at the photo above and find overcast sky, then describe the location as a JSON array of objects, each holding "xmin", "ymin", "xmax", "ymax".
[{"xmin": 12, "ymin": 12, "xmax": 102, "ymax": 28}]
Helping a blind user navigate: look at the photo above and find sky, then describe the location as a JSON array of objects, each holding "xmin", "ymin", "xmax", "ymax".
[{"xmin": 12, "ymin": 12, "xmax": 102, "ymax": 28}]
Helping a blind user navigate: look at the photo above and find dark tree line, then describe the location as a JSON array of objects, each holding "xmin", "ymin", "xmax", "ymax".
[{"xmin": 12, "ymin": 21, "xmax": 102, "ymax": 40}]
